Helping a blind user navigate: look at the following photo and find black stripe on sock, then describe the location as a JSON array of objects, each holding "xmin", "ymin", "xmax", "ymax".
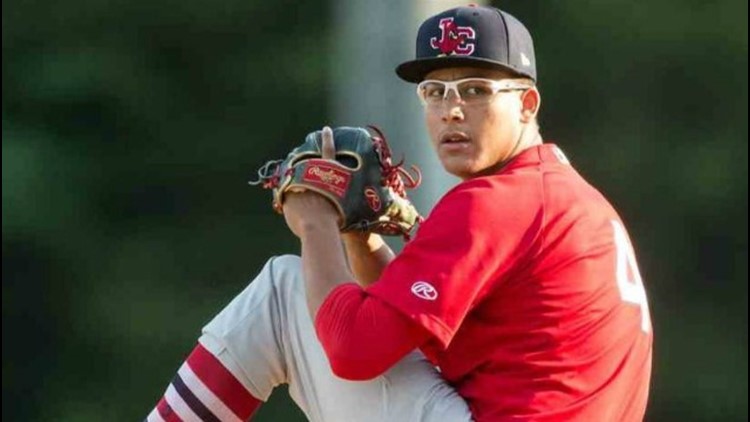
[{"xmin": 171, "ymin": 373, "xmax": 221, "ymax": 422}]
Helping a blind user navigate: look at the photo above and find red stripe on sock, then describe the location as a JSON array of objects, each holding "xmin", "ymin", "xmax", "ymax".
[
  {"xmin": 186, "ymin": 343, "xmax": 260, "ymax": 420},
  {"xmin": 156, "ymin": 396, "xmax": 183, "ymax": 422}
]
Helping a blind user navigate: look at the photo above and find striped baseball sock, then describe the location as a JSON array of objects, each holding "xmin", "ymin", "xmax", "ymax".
[{"xmin": 146, "ymin": 343, "xmax": 261, "ymax": 422}]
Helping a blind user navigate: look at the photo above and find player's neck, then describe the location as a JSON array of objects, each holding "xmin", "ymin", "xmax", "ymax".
[{"xmin": 506, "ymin": 125, "xmax": 542, "ymax": 163}]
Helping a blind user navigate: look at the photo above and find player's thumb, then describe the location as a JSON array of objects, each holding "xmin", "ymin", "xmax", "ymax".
[{"xmin": 321, "ymin": 126, "xmax": 335, "ymax": 160}]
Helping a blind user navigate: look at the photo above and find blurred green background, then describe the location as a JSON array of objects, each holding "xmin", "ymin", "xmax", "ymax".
[{"xmin": 2, "ymin": 0, "xmax": 746, "ymax": 421}]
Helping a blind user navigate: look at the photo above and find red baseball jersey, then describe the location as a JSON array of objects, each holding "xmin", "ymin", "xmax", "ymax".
[{"xmin": 367, "ymin": 144, "xmax": 653, "ymax": 421}]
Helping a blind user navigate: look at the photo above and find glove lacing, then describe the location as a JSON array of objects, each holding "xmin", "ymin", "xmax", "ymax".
[
  {"xmin": 367, "ymin": 126, "xmax": 422, "ymax": 198},
  {"xmin": 248, "ymin": 159, "xmax": 283, "ymax": 189},
  {"xmin": 367, "ymin": 126, "xmax": 425, "ymax": 239}
]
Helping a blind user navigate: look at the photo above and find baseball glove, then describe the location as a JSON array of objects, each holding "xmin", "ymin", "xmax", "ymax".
[{"xmin": 249, "ymin": 126, "xmax": 423, "ymax": 239}]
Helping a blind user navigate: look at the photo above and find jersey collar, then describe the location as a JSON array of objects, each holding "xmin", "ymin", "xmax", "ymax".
[{"xmin": 500, "ymin": 143, "xmax": 569, "ymax": 173}]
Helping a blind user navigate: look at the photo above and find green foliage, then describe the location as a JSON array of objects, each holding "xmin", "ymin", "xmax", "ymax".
[{"xmin": 3, "ymin": 0, "xmax": 747, "ymax": 420}]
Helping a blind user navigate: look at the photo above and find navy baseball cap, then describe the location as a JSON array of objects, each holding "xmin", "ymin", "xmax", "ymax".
[{"xmin": 396, "ymin": 5, "xmax": 537, "ymax": 83}]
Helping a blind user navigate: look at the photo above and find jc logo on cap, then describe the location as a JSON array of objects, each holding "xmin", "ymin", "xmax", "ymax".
[{"xmin": 430, "ymin": 18, "xmax": 476, "ymax": 56}]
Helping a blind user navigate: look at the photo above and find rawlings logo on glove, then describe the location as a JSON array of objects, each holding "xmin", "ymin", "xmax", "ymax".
[
  {"xmin": 249, "ymin": 126, "xmax": 423, "ymax": 239},
  {"xmin": 303, "ymin": 163, "xmax": 351, "ymax": 196}
]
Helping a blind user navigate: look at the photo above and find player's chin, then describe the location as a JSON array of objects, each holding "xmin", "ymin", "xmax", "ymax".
[{"xmin": 440, "ymin": 157, "xmax": 478, "ymax": 180}]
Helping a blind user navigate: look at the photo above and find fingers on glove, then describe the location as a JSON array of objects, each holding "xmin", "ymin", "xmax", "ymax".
[{"xmin": 321, "ymin": 126, "xmax": 335, "ymax": 160}]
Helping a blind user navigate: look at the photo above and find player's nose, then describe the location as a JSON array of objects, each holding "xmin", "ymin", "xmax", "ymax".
[{"xmin": 441, "ymin": 101, "xmax": 465, "ymax": 122}]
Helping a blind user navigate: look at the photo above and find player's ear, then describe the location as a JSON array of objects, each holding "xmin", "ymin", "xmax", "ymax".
[{"xmin": 520, "ymin": 87, "xmax": 540, "ymax": 123}]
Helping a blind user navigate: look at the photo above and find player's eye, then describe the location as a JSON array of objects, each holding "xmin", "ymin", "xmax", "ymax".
[
  {"xmin": 422, "ymin": 83, "xmax": 446, "ymax": 99},
  {"xmin": 459, "ymin": 81, "xmax": 494, "ymax": 99}
]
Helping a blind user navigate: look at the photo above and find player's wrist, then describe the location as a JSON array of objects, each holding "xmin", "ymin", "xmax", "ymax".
[
  {"xmin": 342, "ymin": 232, "xmax": 385, "ymax": 252},
  {"xmin": 341, "ymin": 231, "xmax": 369, "ymax": 244},
  {"xmin": 298, "ymin": 217, "xmax": 340, "ymax": 238}
]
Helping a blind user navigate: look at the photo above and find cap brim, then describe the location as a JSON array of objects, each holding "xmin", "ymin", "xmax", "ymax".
[{"xmin": 395, "ymin": 56, "xmax": 533, "ymax": 83}]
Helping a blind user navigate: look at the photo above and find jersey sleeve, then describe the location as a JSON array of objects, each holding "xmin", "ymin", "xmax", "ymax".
[
  {"xmin": 367, "ymin": 176, "xmax": 543, "ymax": 349},
  {"xmin": 314, "ymin": 283, "xmax": 431, "ymax": 381}
]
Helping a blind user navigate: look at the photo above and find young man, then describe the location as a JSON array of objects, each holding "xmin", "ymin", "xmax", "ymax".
[{"xmin": 147, "ymin": 5, "xmax": 652, "ymax": 422}]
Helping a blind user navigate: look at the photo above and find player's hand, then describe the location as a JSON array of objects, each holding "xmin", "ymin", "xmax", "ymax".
[
  {"xmin": 282, "ymin": 126, "xmax": 341, "ymax": 238},
  {"xmin": 341, "ymin": 231, "xmax": 388, "ymax": 256}
]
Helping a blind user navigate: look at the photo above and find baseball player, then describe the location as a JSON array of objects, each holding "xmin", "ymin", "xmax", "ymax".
[{"xmin": 146, "ymin": 5, "xmax": 652, "ymax": 422}]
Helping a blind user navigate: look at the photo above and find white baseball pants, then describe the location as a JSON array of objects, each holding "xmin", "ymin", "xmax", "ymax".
[{"xmin": 199, "ymin": 255, "xmax": 472, "ymax": 422}]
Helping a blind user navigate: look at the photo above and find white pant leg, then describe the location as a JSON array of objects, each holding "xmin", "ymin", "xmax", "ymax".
[{"xmin": 201, "ymin": 255, "xmax": 472, "ymax": 422}]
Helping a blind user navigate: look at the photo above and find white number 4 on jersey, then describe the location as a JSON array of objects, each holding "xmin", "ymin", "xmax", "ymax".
[{"xmin": 612, "ymin": 220, "xmax": 652, "ymax": 333}]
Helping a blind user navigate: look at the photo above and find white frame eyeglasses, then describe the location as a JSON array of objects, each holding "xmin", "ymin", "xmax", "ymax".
[{"xmin": 416, "ymin": 77, "xmax": 533, "ymax": 106}]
